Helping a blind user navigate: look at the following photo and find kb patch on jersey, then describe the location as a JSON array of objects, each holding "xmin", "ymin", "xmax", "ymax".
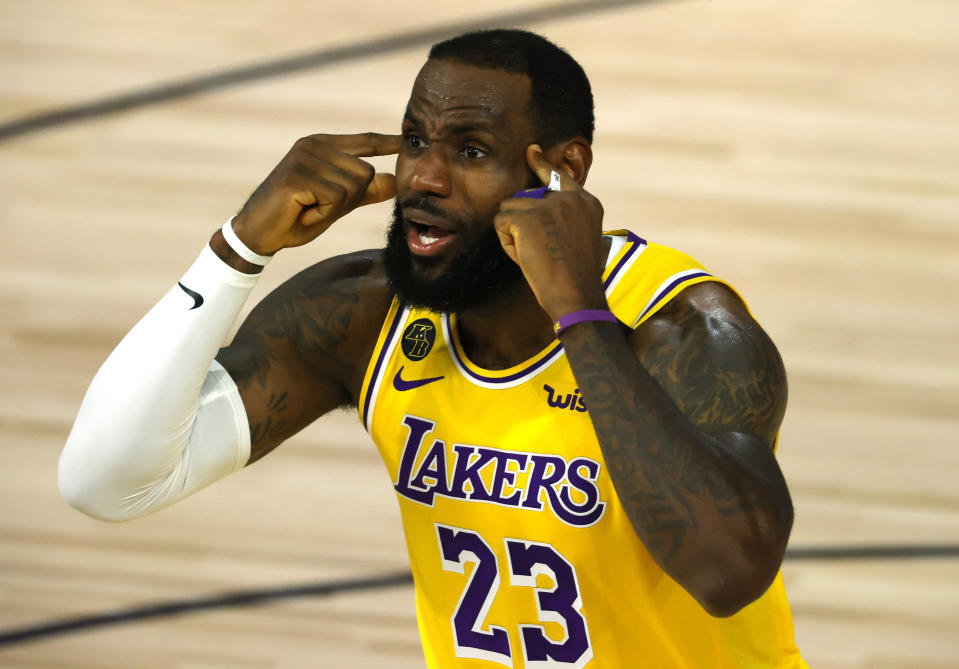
[{"xmin": 402, "ymin": 318, "xmax": 436, "ymax": 360}]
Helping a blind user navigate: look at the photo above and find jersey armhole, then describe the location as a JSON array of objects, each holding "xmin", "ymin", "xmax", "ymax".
[
  {"xmin": 633, "ymin": 275, "xmax": 720, "ymax": 327},
  {"xmin": 357, "ymin": 297, "xmax": 408, "ymax": 432},
  {"xmin": 633, "ymin": 276, "xmax": 756, "ymax": 328}
]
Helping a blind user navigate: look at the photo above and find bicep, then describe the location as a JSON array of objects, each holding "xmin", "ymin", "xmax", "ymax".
[
  {"xmin": 630, "ymin": 283, "xmax": 794, "ymax": 536},
  {"xmin": 217, "ymin": 326, "xmax": 349, "ymax": 464},
  {"xmin": 631, "ymin": 282, "xmax": 788, "ymax": 449},
  {"xmin": 215, "ymin": 274, "xmax": 358, "ymax": 463}
]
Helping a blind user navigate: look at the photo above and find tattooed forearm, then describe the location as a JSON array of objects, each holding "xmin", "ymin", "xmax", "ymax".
[{"xmin": 560, "ymin": 289, "xmax": 792, "ymax": 616}]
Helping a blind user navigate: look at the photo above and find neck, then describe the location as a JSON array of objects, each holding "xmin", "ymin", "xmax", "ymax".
[
  {"xmin": 455, "ymin": 280, "xmax": 555, "ymax": 370},
  {"xmin": 454, "ymin": 235, "xmax": 613, "ymax": 369}
]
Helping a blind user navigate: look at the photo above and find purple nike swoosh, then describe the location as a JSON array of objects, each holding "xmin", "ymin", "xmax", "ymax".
[{"xmin": 393, "ymin": 366, "xmax": 444, "ymax": 391}]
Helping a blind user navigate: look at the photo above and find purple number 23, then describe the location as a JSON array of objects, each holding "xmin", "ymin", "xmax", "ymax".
[{"xmin": 436, "ymin": 524, "xmax": 593, "ymax": 668}]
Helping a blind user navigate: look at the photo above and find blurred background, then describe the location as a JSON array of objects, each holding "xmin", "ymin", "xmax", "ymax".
[{"xmin": 1, "ymin": 1, "xmax": 957, "ymax": 667}]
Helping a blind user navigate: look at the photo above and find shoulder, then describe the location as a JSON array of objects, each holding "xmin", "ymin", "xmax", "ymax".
[
  {"xmin": 638, "ymin": 281, "xmax": 757, "ymax": 339},
  {"xmin": 255, "ymin": 247, "xmax": 392, "ymax": 332},
  {"xmin": 234, "ymin": 248, "xmax": 395, "ymax": 399},
  {"xmin": 607, "ymin": 233, "xmax": 708, "ymax": 280},
  {"xmin": 630, "ymin": 238, "xmax": 708, "ymax": 274},
  {"xmin": 604, "ymin": 233, "xmax": 714, "ymax": 328},
  {"xmin": 630, "ymin": 281, "xmax": 788, "ymax": 447},
  {"xmin": 278, "ymin": 247, "xmax": 388, "ymax": 293}
]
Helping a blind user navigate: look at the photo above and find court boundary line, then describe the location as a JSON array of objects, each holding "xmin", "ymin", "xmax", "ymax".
[
  {"xmin": 0, "ymin": 0, "xmax": 665, "ymax": 142},
  {"xmin": 784, "ymin": 544, "xmax": 959, "ymax": 561},
  {"xmin": 2, "ymin": 544, "xmax": 958, "ymax": 648},
  {"xmin": 0, "ymin": 571, "xmax": 414, "ymax": 647}
]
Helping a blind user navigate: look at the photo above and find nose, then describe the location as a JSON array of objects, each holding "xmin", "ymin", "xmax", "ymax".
[{"xmin": 407, "ymin": 146, "xmax": 451, "ymax": 198}]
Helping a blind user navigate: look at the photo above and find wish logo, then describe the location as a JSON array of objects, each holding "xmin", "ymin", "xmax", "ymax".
[
  {"xmin": 401, "ymin": 319, "xmax": 436, "ymax": 361},
  {"xmin": 393, "ymin": 415, "xmax": 606, "ymax": 528},
  {"xmin": 544, "ymin": 384, "xmax": 588, "ymax": 413}
]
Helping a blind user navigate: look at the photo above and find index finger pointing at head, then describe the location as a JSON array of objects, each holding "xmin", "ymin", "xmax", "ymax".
[{"xmin": 327, "ymin": 132, "xmax": 403, "ymax": 158}]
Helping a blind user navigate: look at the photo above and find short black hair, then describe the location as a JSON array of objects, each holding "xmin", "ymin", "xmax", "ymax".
[{"xmin": 428, "ymin": 29, "xmax": 594, "ymax": 147}]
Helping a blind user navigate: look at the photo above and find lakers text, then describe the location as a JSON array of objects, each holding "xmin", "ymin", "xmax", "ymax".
[{"xmin": 394, "ymin": 415, "xmax": 606, "ymax": 527}]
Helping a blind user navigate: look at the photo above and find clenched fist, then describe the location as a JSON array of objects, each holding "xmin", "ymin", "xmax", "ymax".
[{"xmin": 232, "ymin": 132, "xmax": 401, "ymax": 256}]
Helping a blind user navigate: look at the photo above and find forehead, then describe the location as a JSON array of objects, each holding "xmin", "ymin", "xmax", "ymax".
[{"xmin": 406, "ymin": 59, "xmax": 531, "ymax": 130}]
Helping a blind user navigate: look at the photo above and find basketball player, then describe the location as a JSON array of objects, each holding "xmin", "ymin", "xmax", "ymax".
[{"xmin": 60, "ymin": 30, "xmax": 807, "ymax": 667}]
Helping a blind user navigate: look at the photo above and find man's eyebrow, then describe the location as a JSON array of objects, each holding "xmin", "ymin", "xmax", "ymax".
[
  {"xmin": 402, "ymin": 108, "xmax": 423, "ymax": 127},
  {"xmin": 439, "ymin": 124, "xmax": 502, "ymax": 146},
  {"xmin": 444, "ymin": 120, "xmax": 498, "ymax": 136}
]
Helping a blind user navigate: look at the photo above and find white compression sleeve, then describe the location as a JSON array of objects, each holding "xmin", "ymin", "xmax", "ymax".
[{"xmin": 59, "ymin": 244, "xmax": 257, "ymax": 521}]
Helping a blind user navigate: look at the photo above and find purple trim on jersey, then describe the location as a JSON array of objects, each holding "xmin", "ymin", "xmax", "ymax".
[
  {"xmin": 639, "ymin": 271, "xmax": 712, "ymax": 321},
  {"xmin": 441, "ymin": 232, "xmax": 645, "ymax": 386},
  {"xmin": 362, "ymin": 304, "xmax": 406, "ymax": 429},
  {"xmin": 443, "ymin": 314, "xmax": 565, "ymax": 384},
  {"xmin": 603, "ymin": 231, "xmax": 646, "ymax": 290}
]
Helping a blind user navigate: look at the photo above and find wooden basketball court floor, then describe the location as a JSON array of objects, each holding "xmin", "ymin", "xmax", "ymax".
[{"xmin": 1, "ymin": 0, "xmax": 957, "ymax": 666}]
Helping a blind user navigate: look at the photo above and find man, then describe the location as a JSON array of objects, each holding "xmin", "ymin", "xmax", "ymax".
[{"xmin": 60, "ymin": 30, "xmax": 807, "ymax": 668}]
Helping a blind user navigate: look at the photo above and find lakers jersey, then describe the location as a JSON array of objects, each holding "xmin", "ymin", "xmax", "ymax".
[{"xmin": 358, "ymin": 231, "xmax": 807, "ymax": 668}]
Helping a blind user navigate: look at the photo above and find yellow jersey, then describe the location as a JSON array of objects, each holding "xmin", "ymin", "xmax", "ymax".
[{"xmin": 358, "ymin": 231, "xmax": 807, "ymax": 668}]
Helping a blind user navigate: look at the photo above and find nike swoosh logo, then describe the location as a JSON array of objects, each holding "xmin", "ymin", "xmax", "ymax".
[
  {"xmin": 177, "ymin": 282, "xmax": 204, "ymax": 310},
  {"xmin": 393, "ymin": 366, "xmax": 444, "ymax": 391}
]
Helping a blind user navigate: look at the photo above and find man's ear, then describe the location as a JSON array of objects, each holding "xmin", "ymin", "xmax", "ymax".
[{"xmin": 544, "ymin": 138, "xmax": 593, "ymax": 186}]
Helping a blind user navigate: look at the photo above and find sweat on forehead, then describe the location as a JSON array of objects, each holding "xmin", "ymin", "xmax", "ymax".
[{"xmin": 407, "ymin": 59, "xmax": 532, "ymax": 120}]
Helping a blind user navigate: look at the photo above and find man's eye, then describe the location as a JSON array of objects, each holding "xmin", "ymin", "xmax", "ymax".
[
  {"xmin": 462, "ymin": 145, "xmax": 487, "ymax": 159},
  {"xmin": 405, "ymin": 133, "xmax": 424, "ymax": 149}
]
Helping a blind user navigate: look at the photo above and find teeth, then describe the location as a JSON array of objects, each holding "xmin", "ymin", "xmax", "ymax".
[{"xmin": 418, "ymin": 230, "xmax": 439, "ymax": 245}]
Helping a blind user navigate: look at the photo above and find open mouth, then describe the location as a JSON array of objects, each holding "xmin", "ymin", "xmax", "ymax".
[
  {"xmin": 405, "ymin": 209, "xmax": 459, "ymax": 257},
  {"xmin": 408, "ymin": 222, "xmax": 456, "ymax": 256},
  {"xmin": 415, "ymin": 222, "xmax": 452, "ymax": 243}
]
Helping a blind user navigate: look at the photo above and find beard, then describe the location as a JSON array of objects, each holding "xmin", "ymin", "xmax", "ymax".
[{"xmin": 383, "ymin": 198, "xmax": 525, "ymax": 314}]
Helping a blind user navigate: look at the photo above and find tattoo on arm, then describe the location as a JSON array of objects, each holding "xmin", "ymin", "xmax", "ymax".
[
  {"xmin": 544, "ymin": 220, "xmax": 566, "ymax": 262},
  {"xmin": 226, "ymin": 274, "xmax": 360, "ymax": 392},
  {"xmin": 217, "ymin": 256, "xmax": 385, "ymax": 460},
  {"xmin": 561, "ymin": 290, "xmax": 792, "ymax": 603},
  {"xmin": 219, "ymin": 329, "xmax": 277, "ymax": 394},
  {"xmin": 249, "ymin": 391, "xmax": 289, "ymax": 446}
]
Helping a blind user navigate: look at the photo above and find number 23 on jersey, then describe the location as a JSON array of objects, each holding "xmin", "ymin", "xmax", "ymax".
[{"xmin": 436, "ymin": 524, "xmax": 593, "ymax": 668}]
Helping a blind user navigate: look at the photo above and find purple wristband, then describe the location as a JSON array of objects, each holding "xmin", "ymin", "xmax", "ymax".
[{"xmin": 553, "ymin": 309, "xmax": 619, "ymax": 335}]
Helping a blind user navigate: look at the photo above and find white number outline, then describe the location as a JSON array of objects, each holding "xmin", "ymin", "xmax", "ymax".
[
  {"xmin": 436, "ymin": 524, "xmax": 513, "ymax": 667},
  {"xmin": 435, "ymin": 524, "xmax": 593, "ymax": 668},
  {"xmin": 505, "ymin": 537, "xmax": 594, "ymax": 669}
]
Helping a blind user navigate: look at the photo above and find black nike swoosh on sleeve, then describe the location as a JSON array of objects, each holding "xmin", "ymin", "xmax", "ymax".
[{"xmin": 177, "ymin": 282, "xmax": 204, "ymax": 310}]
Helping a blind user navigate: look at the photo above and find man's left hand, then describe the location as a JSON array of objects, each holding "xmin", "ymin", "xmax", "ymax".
[{"xmin": 494, "ymin": 145, "xmax": 607, "ymax": 321}]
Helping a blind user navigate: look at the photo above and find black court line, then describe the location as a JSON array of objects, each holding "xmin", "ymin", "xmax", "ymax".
[
  {"xmin": 0, "ymin": 0, "xmax": 661, "ymax": 142},
  {"xmin": 0, "ymin": 570, "xmax": 414, "ymax": 647},
  {"xmin": 1, "ymin": 544, "xmax": 958, "ymax": 648},
  {"xmin": 785, "ymin": 544, "xmax": 959, "ymax": 561}
]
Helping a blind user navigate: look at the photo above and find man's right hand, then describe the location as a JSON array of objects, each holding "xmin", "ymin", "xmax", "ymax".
[{"xmin": 232, "ymin": 133, "xmax": 402, "ymax": 255}]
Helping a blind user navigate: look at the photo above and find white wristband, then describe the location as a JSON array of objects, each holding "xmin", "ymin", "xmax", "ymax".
[{"xmin": 222, "ymin": 216, "xmax": 273, "ymax": 266}]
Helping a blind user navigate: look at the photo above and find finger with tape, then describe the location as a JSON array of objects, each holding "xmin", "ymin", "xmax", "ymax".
[{"xmin": 513, "ymin": 170, "xmax": 563, "ymax": 200}]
